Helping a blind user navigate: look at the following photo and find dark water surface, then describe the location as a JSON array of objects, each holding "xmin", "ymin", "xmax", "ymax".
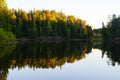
[{"xmin": 0, "ymin": 41, "xmax": 120, "ymax": 80}]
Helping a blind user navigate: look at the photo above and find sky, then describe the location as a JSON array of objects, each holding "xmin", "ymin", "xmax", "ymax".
[{"xmin": 6, "ymin": 0, "xmax": 120, "ymax": 29}]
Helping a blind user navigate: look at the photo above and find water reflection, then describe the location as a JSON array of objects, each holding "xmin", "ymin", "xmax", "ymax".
[
  {"xmin": 0, "ymin": 41, "xmax": 120, "ymax": 80},
  {"xmin": 0, "ymin": 41, "xmax": 92, "ymax": 80},
  {"xmin": 0, "ymin": 44, "xmax": 16, "ymax": 80},
  {"xmin": 11, "ymin": 41, "xmax": 92, "ymax": 69},
  {"xmin": 101, "ymin": 42, "xmax": 120, "ymax": 66}
]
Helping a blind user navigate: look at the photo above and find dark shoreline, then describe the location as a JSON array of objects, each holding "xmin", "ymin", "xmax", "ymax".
[
  {"xmin": 0, "ymin": 37, "xmax": 120, "ymax": 44},
  {"xmin": 16, "ymin": 37, "xmax": 92, "ymax": 43}
]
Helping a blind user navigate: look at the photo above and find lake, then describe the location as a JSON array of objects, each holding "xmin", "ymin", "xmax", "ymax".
[{"xmin": 0, "ymin": 41, "xmax": 120, "ymax": 80}]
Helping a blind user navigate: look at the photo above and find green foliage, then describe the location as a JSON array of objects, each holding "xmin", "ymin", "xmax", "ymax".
[
  {"xmin": 102, "ymin": 14, "xmax": 120, "ymax": 40},
  {"xmin": 9, "ymin": 9, "xmax": 93, "ymax": 39},
  {"xmin": 0, "ymin": 28, "xmax": 16, "ymax": 42},
  {"xmin": 93, "ymin": 28, "xmax": 102, "ymax": 38},
  {"xmin": 0, "ymin": 0, "xmax": 93, "ymax": 40}
]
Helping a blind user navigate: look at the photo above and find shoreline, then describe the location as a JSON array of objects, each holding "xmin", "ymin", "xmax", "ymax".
[
  {"xmin": 0, "ymin": 37, "xmax": 120, "ymax": 44},
  {"xmin": 16, "ymin": 37, "xmax": 93, "ymax": 43}
]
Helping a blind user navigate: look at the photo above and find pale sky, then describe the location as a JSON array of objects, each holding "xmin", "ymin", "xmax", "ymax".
[{"xmin": 6, "ymin": 0, "xmax": 120, "ymax": 29}]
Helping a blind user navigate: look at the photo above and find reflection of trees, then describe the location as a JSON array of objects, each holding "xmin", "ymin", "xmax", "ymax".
[
  {"xmin": 9, "ymin": 41, "xmax": 92, "ymax": 69},
  {"xmin": 101, "ymin": 42, "xmax": 120, "ymax": 66},
  {"xmin": 0, "ymin": 42, "xmax": 91, "ymax": 68},
  {"xmin": 0, "ymin": 44, "xmax": 16, "ymax": 80},
  {"xmin": 0, "ymin": 41, "xmax": 92, "ymax": 80},
  {"xmin": 0, "ymin": 70, "xmax": 7, "ymax": 80}
]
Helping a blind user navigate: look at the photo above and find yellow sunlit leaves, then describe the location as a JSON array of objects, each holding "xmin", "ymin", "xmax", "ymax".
[
  {"xmin": 11, "ymin": 14, "xmax": 16, "ymax": 20},
  {"xmin": 67, "ymin": 15, "xmax": 76, "ymax": 23}
]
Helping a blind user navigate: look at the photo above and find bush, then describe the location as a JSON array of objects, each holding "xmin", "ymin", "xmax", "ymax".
[{"xmin": 0, "ymin": 28, "xmax": 16, "ymax": 42}]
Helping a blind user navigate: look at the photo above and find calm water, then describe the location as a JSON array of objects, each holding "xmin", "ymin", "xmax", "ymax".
[{"xmin": 0, "ymin": 41, "xmax": 120, "ymax": 80}]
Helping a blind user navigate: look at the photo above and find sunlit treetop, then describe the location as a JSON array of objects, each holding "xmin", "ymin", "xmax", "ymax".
[{"xmin": 0, "ymin": 0, "xmax": 8, "ymax": 14}]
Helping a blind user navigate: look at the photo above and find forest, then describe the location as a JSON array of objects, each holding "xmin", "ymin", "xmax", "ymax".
[
  {"xmin": 93, "ymin": 14, "xmax": 120, "ymax": 41},
  {"xmin": 101, "ymin": 15, "xmax": 120, "ymax": 41},
  {"xmin": 0, "ymin": 0, "xmax": 120, "ymax": 42},
  {"xmin": 0, "ymin": 0, "xmax": 93, "ymax": 42}
]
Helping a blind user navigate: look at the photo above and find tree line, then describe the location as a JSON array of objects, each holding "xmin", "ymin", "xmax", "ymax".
[
  {"xmin": 101, "ymin": 14, "xmax": 120, "ymax": 40},
  {"xmin": 0, "ymin": 0, "xmax": 16, "ymax": 42},
  {"xmin": 92, "ymin": 14, "xmax": 120, "ymax": 41},
  {"xmin": 0, "ymin": 0, "xmax": 93, "ymax": 41}
]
